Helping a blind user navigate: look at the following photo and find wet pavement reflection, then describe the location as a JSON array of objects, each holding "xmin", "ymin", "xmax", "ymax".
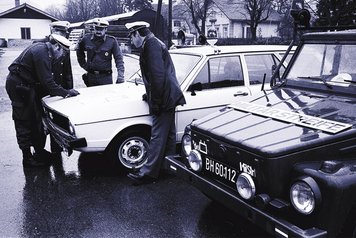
[{"xmin": 2, "ymin": 150, "xmax": 271, "ymax": 237}]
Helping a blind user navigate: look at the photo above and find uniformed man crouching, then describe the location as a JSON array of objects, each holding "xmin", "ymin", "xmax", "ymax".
[{"xmin": 6, "ymin": 34, "xmax": 80, "ymax": 168}]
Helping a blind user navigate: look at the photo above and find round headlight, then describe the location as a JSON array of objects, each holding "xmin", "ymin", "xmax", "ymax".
[
  {"xmin": 188, "ymin": 149, "xmax": 202, "ymax": 172},
  {"xmin": 236, "ymin": 173, "xmax": 256, "ymax": 200},
  {"xmin": 68, "ymin": 122, "xmax": 75, "ymax": 135},
  {"xmin": 181, "ymin": 134, "xmax": 192, "ymax": 157},
  {"xmin": 290, "ymin": 177, "xmax": 321, "ymax": 215}
]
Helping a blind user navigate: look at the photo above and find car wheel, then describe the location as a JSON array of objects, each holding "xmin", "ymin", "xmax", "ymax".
[{"xmin": 107, "ymin": 130, "xmax": 150, "ymax": 171}]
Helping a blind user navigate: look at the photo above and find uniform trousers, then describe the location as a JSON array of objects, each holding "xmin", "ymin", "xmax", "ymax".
[
  {"xmin": 5, "ymin": 75, "xmax": 46, "ymax": 151},
  {"xmin": 140, "ymin": 109, "xmax": 176, "ymax": 178}
]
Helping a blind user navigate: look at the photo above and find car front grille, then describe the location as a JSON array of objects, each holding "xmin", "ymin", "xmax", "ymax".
[{"xmin": 43, "ymin": 105, "xmax": 71, "ymax": 134}]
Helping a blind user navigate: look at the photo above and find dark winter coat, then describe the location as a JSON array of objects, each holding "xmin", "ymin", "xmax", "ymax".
[{"xmin": 140, "ymin": 33, "xmax": 186, "ymax": 114}]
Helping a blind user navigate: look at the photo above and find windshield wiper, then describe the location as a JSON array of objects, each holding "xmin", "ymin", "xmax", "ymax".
[{"xmin": 297, "ymin": 76, "xmax": 333, "ymax": 89}]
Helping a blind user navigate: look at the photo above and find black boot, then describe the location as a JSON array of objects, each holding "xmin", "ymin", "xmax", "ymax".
[{"xmin": 22, "ymin": 148, "xmax": 46, "ymax": 168}]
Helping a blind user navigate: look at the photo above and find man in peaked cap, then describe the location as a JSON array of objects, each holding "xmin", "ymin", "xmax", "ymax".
[
  {"xmin": 76, "ymin": 17, "xmax": 125, "ymax": 86},
  {"xmin": 125, "ymin": 21, "xmax": 186, "ymax": 185},
  {"xmin": 6, "ymin": 34, "xmax": 80, "ymax": 168},
  {"xmin": 50, "ymin": 21, "xmax": 70, "ymax": 37},
  {"xmin": 36, "ymin": 20, "xmax": 75, "ymax": 156}
]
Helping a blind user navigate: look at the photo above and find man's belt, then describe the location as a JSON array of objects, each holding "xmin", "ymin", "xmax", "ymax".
[{"xmin": 87, "ymin": 69, "xmax": 112, "ymax": 75}]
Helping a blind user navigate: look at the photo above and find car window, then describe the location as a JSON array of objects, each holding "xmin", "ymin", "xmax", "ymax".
[
  {"xmin": 245, "ymin": 54, "xmax": 280, "ymax": 84},
  {"xmin": 279, "ymin": 52, "xmax": 294, "ymax": 64},
  {"xmin": 170, "ymin": 53, "xmax": 201, "ymax": 85},
  {"xmin": 126, "ymin": 53, "xmax": 200, "ymax": 85},
  {"xmin": 189, "ymin": 56, "xmax": 244, "ymax": 91},
  {"xmin": 124, "ymin": 54, "xmax": 140, "ymax": 79}
]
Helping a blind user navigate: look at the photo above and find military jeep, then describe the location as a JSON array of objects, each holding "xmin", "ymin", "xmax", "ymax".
[{"xmin": 164, "ymin": 29, "xmax": 356, "ymax": 237}]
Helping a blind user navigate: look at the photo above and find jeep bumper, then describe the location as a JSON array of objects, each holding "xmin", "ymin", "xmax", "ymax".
[{"xmin": 164, "ymin": 155, "xmax": 327, "ymax": 238}]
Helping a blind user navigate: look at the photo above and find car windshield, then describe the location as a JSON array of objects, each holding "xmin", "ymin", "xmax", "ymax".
[
  {"xmin": 286, "ymin": 43, "xmax": 356, "ymax": 87},
  {"xmin": 127, "ymin": 53, "xmax": 201, "ymax": 85},
  {"xmin": 124, "ymin": 54, "xmax": 140, "ymax": 79}
]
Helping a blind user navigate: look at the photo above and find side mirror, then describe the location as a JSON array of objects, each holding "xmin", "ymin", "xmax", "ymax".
[
  {"xmin": 189, "ymin": 82, "xmax": 203, "ymax": 96},
  {"xmin": 271, "ymin": 64, "xmax": 280, "ymax": 80}
]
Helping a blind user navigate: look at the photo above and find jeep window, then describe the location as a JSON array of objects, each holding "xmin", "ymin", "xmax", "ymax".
[
  {"xmin": 189, "ymin": 56, "xmax": 244, "ymax": 91},
  {"xmin": 245, "ymin": 54, "xmax": 281, "ymax": 85},
  {"xmin": 286, "ymin": 44, "xmax": 356, "ymax": 87}
]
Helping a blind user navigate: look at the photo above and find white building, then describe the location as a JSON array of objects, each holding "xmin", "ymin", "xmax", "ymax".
[
  {"xmin": 207, "ymin": 0, "xmax": 280, "ymax": 39},
  {"xmin": 0, "ymin": 2, "xmax": 57, "ymax": 43},
  {"xmin": 171, "ymin": 0, "xmax": 281, "ymax": 41}
]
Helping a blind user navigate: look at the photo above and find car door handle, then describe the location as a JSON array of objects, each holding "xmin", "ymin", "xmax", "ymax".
[{"xmin": 234, "ymin": 91, "xmax": 248, "ymax": 96}]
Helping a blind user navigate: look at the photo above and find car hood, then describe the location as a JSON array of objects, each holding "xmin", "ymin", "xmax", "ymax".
[
  {"xmin": 42, "ymin": 83, "xmax": 148, "ymax": 125},
  {"xmin": 191, "ymin": 87, "xmax": 356, "ymax": 157}
]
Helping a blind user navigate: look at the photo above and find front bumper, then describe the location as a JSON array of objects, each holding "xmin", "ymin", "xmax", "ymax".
[
  {"xmin": 43, "ymin": 116, "xmax": 87, "ymax": 152},
  {"xmin": 164, "ymin": 155, "xmax": 327, "ymax": 238}
]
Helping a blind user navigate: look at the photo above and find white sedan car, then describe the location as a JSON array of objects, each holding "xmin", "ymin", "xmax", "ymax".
[{"xmin": 42, "ymin": 45, "xmax": 294, "ymax": 170}]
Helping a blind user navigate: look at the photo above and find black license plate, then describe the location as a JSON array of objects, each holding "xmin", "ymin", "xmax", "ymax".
[{"xmin": 204, "ymin": 157, "xmax": 237, "ymax": 184}]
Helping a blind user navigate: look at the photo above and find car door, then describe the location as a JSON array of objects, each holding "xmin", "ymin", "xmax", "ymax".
[{"xmin": 175, "ymin": 55, "xmax": 250, "ymax": 141}]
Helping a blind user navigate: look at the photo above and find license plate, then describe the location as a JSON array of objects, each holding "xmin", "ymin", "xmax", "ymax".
[{"xmin": 204, "ymin": 157, "xmax": 237, "ymax": 184}]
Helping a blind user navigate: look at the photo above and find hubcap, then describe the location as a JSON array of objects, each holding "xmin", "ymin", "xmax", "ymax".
[{"xmin": 119, "ymin": 137, "xmax": 148, "ymax": 169}]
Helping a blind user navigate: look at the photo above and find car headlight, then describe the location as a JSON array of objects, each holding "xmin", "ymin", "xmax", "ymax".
[
  {"xmin": 181, "ymin": 134, "xmax": 192, "ymax": 157},
  {"xmin": 68, "ymin": 122, "xmax": 75, "ymax": 135},
  {"xmin": 236, "ymin": 172, "xmax": 256, "ymax": 200},
  {"xmin": 290, "ymin": 176, "xmax": 321, "ymax": 215},
  {"xmin": 187, "ymin": 149, "xmax": 202, "ymax": 172}
]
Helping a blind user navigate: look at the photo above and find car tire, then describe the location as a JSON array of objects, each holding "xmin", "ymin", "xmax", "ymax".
[{"xmin": 106, "ymin": 130, "xmax": 150, "ymax": 171}]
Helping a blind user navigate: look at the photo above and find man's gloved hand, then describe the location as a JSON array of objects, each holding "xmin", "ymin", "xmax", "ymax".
[
  {"xmin": 142, "ymin": 93, "xmax": 147, "ymax": 101},
  {"xmin": 116, "ymin": 77, "xmax": 125, "ymax": 84},
  {"xmin": 65, "ymin": 89, "xmax": 80, "ymax": 98}
]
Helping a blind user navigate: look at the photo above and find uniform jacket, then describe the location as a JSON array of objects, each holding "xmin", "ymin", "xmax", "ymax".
[
  {"xmin": 140, "ymin": 33, "xmax": 186, "ymax": 113},
  {"xmin": 34, "ymin": 36, "xmax": 73, "ymax": 89},
  {"xmin": 76, "ymin": 33, "xmax": 125, "ymax": 82},
  {"xmin": 52, "ymin": 53, "xmax": 73, "ymax": 89},
  {"xmin": 7, "ymin": 42, "xmax": 69, "ymax": 98}
]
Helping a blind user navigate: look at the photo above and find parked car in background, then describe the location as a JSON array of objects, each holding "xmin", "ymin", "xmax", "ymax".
[{"xmin": 42, "ymin": 45, "xmax": 294, "ymax": 171}]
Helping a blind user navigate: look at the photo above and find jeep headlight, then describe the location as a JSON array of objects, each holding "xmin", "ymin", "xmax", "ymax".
[
  {"xmin": 181, "ymin": 134, "xmax": 192, "ymax": 157},
  {"xmin": 236, "ymin": 173, "xmax": 256, "ymax": 200},
  {"xmin": 290, "ymin": 176, "xmax": 321, "ymax": 215},
  {"xmin": 187, "ymin": 149, "xmax": 202, "ymax": 172}
]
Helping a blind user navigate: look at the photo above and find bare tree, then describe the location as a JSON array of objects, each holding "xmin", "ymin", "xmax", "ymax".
[
  {"xmin": 241, "ymin": 0, "xmax": 274, "ymax": 41},
  {"xmin": 55, "ymin": 0, "xmax": 152, "ymax": 23},
  {"xmin": 179, "ymin": 0, "xmax": 214, "ymax": 35}
]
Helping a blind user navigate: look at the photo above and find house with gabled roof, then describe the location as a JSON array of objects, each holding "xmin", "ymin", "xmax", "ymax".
[
  {"xmin": 210, "ymin": 0, "xmax": 280, "ymax": 39},
  {"xmin": 169, "ymin": 0, "xmax": 281, "ymax": 42},
  {"xmin": 0, "ymin": 2, "xmax": 58, "ymax": 44}
]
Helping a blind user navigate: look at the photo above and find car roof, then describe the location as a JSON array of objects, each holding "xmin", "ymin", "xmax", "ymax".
[{"xmin": 169, "ymin": 45, "xmax": 293, "ymax": 56}]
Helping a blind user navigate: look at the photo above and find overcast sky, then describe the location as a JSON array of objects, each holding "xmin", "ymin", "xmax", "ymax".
[
  {"xmin": 0, "ymin": 0, "xmax": 66, "ymax": 12},
  {"xmin": 0, "ymin": 0, "xmax": 163, "ymax": 12},
  {"xmin": 26, "ymin": 0, "xmax": 67, "ymax": 10}
]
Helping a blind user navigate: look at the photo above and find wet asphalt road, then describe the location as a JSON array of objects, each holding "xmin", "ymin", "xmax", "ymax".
[{"xmin": 0, "ymin": 48, "xmax": 271, "ymax": 237}]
